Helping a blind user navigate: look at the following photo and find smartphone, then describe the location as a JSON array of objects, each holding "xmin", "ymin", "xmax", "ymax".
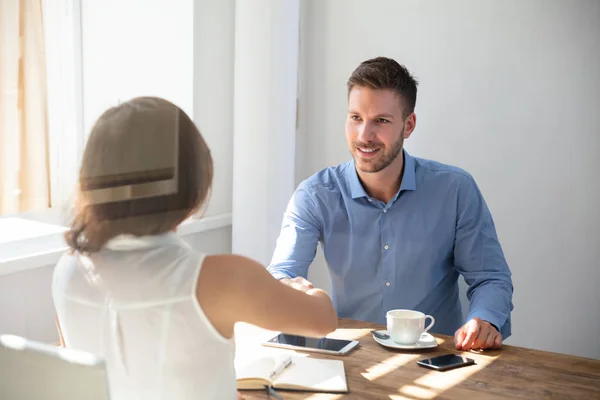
[
  {"xmin": 262, "ymin": 333, "xmax": 359, "ymax": 355},
  {"xmin": 416, "ymin": 354, "xmax": 475, "ymax": 371}
]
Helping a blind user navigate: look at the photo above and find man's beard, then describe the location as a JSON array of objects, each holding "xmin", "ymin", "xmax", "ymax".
[{"xmin": 352, "ymin": 129, "xmax": 404, "ymax": 173}]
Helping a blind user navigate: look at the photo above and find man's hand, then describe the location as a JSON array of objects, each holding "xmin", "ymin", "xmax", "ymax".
[
  {"xmin": 454, "ymin": 318, "xmax": 502, "ymax": 351},
  {"xmin": 279, "ymin": 276, "xmax": 314, "ymax": 293}
]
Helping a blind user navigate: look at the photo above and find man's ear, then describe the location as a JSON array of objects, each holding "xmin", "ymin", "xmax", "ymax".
[{"xmin": 404, "ymin": 113, "xmax": 417, "ymax": 139}]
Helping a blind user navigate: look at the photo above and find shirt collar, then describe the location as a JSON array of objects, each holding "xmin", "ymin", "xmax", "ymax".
[
  {"xmin": 104, "ymin": 232, "xmax": 184, "ymax": 251},
  {"xmin": 399, "ymin": 150, "xmax": 417, "ymax": 192},
  {"xmin": 348, "ymin": 149, "xmax": 417, "ymax": 200}
]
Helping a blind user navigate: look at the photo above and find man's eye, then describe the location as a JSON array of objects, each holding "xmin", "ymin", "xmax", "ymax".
[
  {"xmin": 376, "ymin": 118, "xmax": 389, "ymax": 123},
  {"xmin": 350, "ymin": 115, "xmax": 361, "ymax": 121}
]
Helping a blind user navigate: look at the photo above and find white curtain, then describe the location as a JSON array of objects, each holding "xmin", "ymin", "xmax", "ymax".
[{"xmin": 0, "ymin": 0, "xmax": 50, "ymax": 214}]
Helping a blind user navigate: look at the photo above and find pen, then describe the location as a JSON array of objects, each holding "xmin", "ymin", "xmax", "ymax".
[{"xmin": 269, "ymin": 356, "xmax": 293, "ymax": 380}]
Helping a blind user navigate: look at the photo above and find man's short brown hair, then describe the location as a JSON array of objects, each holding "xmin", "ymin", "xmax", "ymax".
[{"xmin": 347, "ymin": 57, "xmax": 418, "ymax": 117}]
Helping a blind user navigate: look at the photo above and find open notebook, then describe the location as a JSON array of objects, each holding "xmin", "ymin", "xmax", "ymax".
[{"xmin": 236, "ymin": 355, "xmax": 348, "ymax": 393}]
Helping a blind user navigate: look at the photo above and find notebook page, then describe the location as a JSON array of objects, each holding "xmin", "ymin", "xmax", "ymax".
[
  {"xmin": 236, "ymin": 357, "xmax": 276, "ymax": 381},
  {"xmin": 274, "ymin": 357, "xmax": 348, "ymax": 392}
]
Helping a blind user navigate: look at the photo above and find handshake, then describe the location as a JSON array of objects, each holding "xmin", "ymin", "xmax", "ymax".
[
  {"xmin": 279, "ymin": 276, "xmax": 315, "ymax": 292},
  {"xmin": 279, "ymin": 276, "xmax": 333, "ymax": 303}
]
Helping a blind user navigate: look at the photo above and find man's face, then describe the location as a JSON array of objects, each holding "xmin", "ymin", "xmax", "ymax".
[{"xmin": 345, "ymin": 86, "xmax": 413, "ymax": 173}]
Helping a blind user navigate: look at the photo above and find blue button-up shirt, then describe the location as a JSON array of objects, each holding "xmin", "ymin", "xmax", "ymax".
[{"xmin": 268, "ymin": 151, "xmax": 513, "ymax": 338}]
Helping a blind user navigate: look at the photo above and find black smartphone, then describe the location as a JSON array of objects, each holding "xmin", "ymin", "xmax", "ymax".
[{"xmin": 416, "ymin": 354, "xmax": 475, "ymax": 371}]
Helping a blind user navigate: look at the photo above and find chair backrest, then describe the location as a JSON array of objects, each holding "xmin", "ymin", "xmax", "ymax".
[{"xmin": 0, "ymin": 334, "xmax": 111, "ymax": 400}]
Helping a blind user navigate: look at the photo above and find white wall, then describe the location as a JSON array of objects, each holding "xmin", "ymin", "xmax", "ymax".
[
  {"xmin": 81, "ymin": 0, "xmax": 233, "ymax": 218},
  {"xmin": 193, "ymin": 0, "xmax": 234, "ymax": 217},
  {"xmin": 298, "ymin": 0, "xmax": 600, "ymax": 359},
  {"xmin": 81, "ymin": 0, "xmax": 194, "ymax": 133},
  {"xmin": 232, "ymin": 0, "xmax": 300, "ymax": 265}
]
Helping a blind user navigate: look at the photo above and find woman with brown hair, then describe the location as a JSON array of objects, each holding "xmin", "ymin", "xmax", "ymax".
[{"xmin": 52, "ymin": 97, "xmax": 336, "ymax": 400}]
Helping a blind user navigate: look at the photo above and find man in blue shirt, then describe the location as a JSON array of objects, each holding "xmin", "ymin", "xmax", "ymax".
[{"xmin": 267, "ymin": 57, "xmax": 513, "ymax": 351}]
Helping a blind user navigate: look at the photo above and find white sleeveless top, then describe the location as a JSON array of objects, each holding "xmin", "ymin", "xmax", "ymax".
[{"xmin": 52, "ymin": 232, "xmax": 237, "ymax": 400}]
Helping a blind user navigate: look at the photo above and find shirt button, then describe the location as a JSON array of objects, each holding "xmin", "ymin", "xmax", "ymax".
[
  {"xmin": 384, "ymin": 245, "xmax": 389, "ymax": 250},
  {"xmin": 385, "ymin": 281, "xmax": 391, "ymax": 287},
  {"xmin": 383, "ymin": 209, "xmax": 387, "ymax": 213}
]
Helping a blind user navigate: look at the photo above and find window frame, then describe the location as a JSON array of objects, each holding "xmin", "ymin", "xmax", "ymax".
[{"xmin": 42, "ymin": 0, "xmax": 86, "ymax": 211}]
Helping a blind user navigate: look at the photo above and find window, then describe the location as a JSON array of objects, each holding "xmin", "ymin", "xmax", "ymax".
[
  {"xmin": 0, "ymin": 0, "xmax": 231, "ymax": 271},
  {"xmin": 0, "ymin": 0, "xmax": 84, "ymax": 217}
]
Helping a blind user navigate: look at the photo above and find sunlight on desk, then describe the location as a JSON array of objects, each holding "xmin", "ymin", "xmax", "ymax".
[
  {"xmin": 393, "ymin": 384, "xmax": 437, "ymax": 399},
  {"xmin": 360, "ymin": 336, "xmax": 446, "ymax": 382},
  {"xmin": 236, "ymin": 319, "xmax": 600, "ymax": 399},
  {"xmin": 395, "ymin": 353, "xmax": 498, "ymax": 399},
  {"xmin": 361, "ymin": 354, "xmax": 421, "ymax": 381},
  {"xmin": 329, "ymin": 328, "xmax": 371, "ymax": 341},
  {"xmin": 304, "ymin": 394, "xmax": 344, "ymax": 400},
  {"xmin": 234, "ymin": 322, "xmax": 313, "ymax": 372}
]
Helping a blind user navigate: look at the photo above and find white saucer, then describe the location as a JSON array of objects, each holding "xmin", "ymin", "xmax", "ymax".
[{"xmin": 371, "ymin": 331, "xmax": 439, "ymax": 350}]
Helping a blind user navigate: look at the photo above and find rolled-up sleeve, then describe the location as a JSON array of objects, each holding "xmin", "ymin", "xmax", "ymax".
[
  {"xmin": 267, "ymin": 182, "xmax": 322, "ymax": 280},
  {"xmin": 453, "ymin": 175, "xmax": 514, "ymax": 338}
]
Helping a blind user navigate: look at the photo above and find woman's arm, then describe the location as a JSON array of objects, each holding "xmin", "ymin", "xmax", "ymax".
[{"xmin": 197, "ymin": 254, "xmax": 337, "ymax": 339}]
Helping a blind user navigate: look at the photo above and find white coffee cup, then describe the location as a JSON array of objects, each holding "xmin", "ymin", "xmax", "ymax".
[{"xmin": 386, "ymin": 309, "xmax": 435, "ymax": 345}]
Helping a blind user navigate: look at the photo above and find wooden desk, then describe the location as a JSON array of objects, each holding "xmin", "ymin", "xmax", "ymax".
[{"xmin": 236, "ymin": 318, "xmax": 600, "ymax": 400}]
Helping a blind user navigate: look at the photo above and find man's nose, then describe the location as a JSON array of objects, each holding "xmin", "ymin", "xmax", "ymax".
[{"xmin": 357, "ymin": 121, "xmax": 376, "ymax": 142}]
